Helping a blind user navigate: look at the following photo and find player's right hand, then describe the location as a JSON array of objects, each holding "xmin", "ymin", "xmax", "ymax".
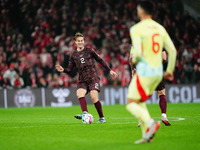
[
  {"xmin": 164, "ymin": 72, "xmax": 173, "ymax": 81},
  {"xmin": 110, "ymin": 70, "xmax": 118, "ymax": 79},
  {"xmin": 55, "ymin": 64, "xmax": 64, "ymax": 72}
]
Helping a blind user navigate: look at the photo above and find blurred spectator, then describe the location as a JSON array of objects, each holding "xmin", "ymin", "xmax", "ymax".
[
  {"xmin": 0, "ymin": 46, "xmax": 6, "ymax": 62},
  {"xmin": 27, "ymin": 48, "xmax": 39, "ymax": 66},
  {"xmin": 53, "ymin": 74, "xmax": 63, "ymax": 87},
  {"xmin": 119, "ymin": 65, "xmax": 131, "ymax": 86},
  {"xmin": 46, "ymin": 73, "xmax": 54, "ymax": 87},
  {"xmin": 3, "ymin": 63, "xmax": 17, "ymax": 81},
  {"xmin": 11, "ymin": 73, "xmax": 24, "ymax": 88},
  {"xmin": 192, "ymin": 64, "xmax": 200, "ymax": 83},
  {"xmin": 99, "ymin": 69, "xmax": 108, "ymax": 86},
  {"xmin": 38, "ymin": 77, "xmax": 47, "ymax": 87},
  {"xmin": 39, "ymin": 48, "xmax": 53, "ymax": 69},
  {"xmin": 59, "ymin": 73, "xmax": 72, "ymax": 87},
  {"xmin": 0, "ymin": 62, "xmax": 8, "ymax": 76},
  {"xmin": 0, "ymin": 76, "xmax": 11, "ymax": 89},
  {"xmin": 30, "ymin": 72, "xmax": 38, "ymax": 88}
]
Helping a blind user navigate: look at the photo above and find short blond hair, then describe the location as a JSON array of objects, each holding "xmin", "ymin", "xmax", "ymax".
[{"xmin": 74, "ymin": 32, "xmax": 84, "ymax": 40}]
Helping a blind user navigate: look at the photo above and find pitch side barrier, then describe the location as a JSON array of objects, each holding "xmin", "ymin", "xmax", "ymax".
[{"xmin": 0, "ymin": 84, "xmax": 199, "ymax": 108}]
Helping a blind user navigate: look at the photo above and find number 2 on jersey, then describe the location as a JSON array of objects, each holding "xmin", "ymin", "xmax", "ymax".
[
  {"xmin": 152, "ymin": 33, "xmax": 160, "ymax": 53},
  {"xmin": 80, "ymin": 58, "xmax": 85, "ymax": 64}
]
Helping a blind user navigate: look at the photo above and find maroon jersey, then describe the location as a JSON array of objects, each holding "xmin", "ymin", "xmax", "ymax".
[{"xmin": 64, "ymin": 48, "xmax": 110, "ymax": 82}]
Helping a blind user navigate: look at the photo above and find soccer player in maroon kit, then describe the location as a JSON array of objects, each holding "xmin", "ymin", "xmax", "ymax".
[
  {"xmin": 56, "ymin": 32, "xmax": 118, "ymax": 123},
  {"xmin": 155, "ymin": 51, "xmax": 171, "ymax": 126}
]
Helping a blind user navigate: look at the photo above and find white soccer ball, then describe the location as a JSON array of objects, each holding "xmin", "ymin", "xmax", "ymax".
[{"xmin": 82, "ymin": 113, "xmax": 94, "ymax": 124}]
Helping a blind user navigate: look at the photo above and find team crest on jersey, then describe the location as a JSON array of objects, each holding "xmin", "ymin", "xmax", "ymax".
[
  {"xmin": 84, "ymin": 52, "xmax": 89, "ymax": 56},
  {"xmin": 74, "ymin": 56, "xmax": 77, "ymax": 60}
]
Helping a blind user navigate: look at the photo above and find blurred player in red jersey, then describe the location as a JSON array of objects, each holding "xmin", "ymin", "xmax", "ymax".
[
  {"xmin": 56, "ymin": 32, "xmax": 118, "ymax": 123},
  {"xmin": 130, "ymin": 50, "xmax": 171, "ymax": 126}
]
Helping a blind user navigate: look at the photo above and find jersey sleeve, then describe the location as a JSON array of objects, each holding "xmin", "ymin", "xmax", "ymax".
[
  {"xmin": 90, "ymin": 49, "xmax": 111, "ymax": 71},
  {"xmin": 64, "ymin": 54, "xmax": 75, "ymax": 73},
  {"xmin": 130, "ymin": 26, "xmax": 142, "ymax": 63},
  {"xmin": 163, "ymin": 29, "xmax": 177, "ymax": 74}
]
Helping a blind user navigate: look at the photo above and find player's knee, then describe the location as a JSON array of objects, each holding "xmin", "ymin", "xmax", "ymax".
[
  {"xmin": 77, "ymin": 91, "xmax": 84, "ymax": 98},
  {"xmin": 90, "ymin": 95, "xmax": 98, "ymax": 102},
  {"xmin": 90, "ymin": 94, "xmax": 99, "ymax": 103},
  {"xmin": 127, "ymin": 98, "xmax": 140, "ymax": 104},
  {"xmin": 157, "ymin": 89, "xmax": 165, "ymax": 96}
]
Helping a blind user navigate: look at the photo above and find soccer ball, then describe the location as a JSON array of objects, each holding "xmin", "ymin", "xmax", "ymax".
[{"xmin": 82, "ymin": 113, "xmax": 94, "ymax": 124}]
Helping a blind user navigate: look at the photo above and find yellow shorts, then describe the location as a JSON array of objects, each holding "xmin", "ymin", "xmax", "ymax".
[{"xmin": 127, "ymin": 74, "xmax": 162, "ymax": 101}]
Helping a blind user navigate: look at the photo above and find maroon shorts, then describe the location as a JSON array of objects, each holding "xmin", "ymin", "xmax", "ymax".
[
  {"xmin": 156, "ymin": 78, "xmax": 165, "ymax": 91},
  {"xmin": 77, "ymin": 79, "xmax": 100, "ymax": 94}
]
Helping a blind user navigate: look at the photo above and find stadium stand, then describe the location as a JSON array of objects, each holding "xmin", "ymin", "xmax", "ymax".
[{"xmin": 0, "ymin": 0, "xmax": 200, "ymax": 89}]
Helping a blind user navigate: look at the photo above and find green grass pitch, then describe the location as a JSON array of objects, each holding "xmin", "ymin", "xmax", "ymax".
[{"xmin": 0, "ymin": 103, "xmax": 199, "ymax": 150}]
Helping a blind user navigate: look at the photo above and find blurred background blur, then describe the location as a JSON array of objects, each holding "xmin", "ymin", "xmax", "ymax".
[{"xmin": 0, "ymin": 0, "xmax": 200, "ymax": 89}]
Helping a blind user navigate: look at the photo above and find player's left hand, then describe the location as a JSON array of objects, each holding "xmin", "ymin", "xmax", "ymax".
[
  {"xmin": 110, "ymin": 70, "xmax": 118, "ymax": 79},
  {"xmin": 164, "ymin": 72, "xmax": 173, "ymax": 81}
]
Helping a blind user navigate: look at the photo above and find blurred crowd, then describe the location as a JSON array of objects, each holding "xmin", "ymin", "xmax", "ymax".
[{"xmin": 0, "ymin": 0, "xmax": 200, "ymax": 89}]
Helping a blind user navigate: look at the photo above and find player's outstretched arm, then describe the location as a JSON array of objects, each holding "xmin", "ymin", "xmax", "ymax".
[
  {"xmin": 91, "ymin": 49, "xmax": 111, "ymax": 71},
  {"xmin": 110, "ymin": 70, "xmax": 118, "ymax": 79},
  {"xmin": 55, "ymin": 64, "xmax": 64, "ymax": 72},
  {"xmin": 163, "ymin": 30, "xmax": 177, "ymax": 81},
  {"xmin": 91, "ymin": 49, "xmax": 118, "ymax": 79},
  {"xmin": 56, "ymin": 54, "xmax": 75, "ymax": 73},
  {"xmin": 55, "ymin": 62, "xmax": 74, "ymax": 73}
]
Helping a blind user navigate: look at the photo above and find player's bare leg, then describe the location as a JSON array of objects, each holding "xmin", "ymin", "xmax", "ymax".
[
  {"xmin": 74, "ymin": 88, "xmax": 88, "ymax": 120},
  {"xmin": 90, "ymin": 90, "xmax": 106, "ymax": 123},
  {"xmin": 157, "ymin": 89, "xmax": 171, "ymax": 126},
  {"xmin": 126, "ymin": 99, "xmax": 160, "ymax": 144}
]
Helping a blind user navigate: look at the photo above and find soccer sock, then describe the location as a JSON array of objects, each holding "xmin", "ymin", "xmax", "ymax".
[
  {"xmin": 140, "ymin": 122, "xmax": 146, "ymax": 138},
  {"xmin": 138, "ymin": 102, "xmax": 155, "ymax": 135},
  {"xmin": 159, "ymin": 95, "xmax": 167, "ymax": 114},
  {"xmin": 94, "ymin": 100, "xmax": 104, "ymax": 118},
  {"xmin": 78, "ymin": 97, "xmax": 88, "ymax": 112},
  {"xmin": 139, "ymin": 102, "xmax": 148, "ymax": 112},
  {"xmin": 162, "ymin": 113, "xmax": 167, "ymax": 118},
  {"xmin": 126, "ymin": 102, "xmax": 151, "ymax": 127}
]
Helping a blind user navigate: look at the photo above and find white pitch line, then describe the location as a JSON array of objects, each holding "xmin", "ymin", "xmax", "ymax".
[
  {"xmin": 1, "ymin": 119, "xmax": 186, "ymax": 129},
  {"xmin": 178, "ymin": 118, "xmax": 185, "ymax": 120},
  {"xmin": 0, "ymin": 117, "xmax": 186, "ymax": 128},
  {"xmin": 172, "ymin": 118, "xmax": 185, "ymax": 121}
]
